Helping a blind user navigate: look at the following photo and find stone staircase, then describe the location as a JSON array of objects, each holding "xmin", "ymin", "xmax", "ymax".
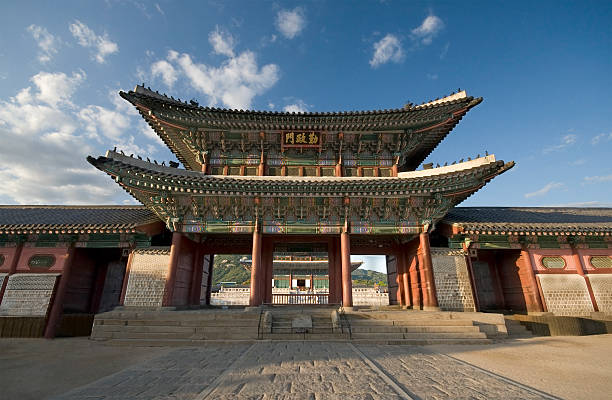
[
  {"xmin": 346, "ymin": 311, "xmax": 492, "ymax": 345},
  {"xmin": 90, "ymin": 308, "xmax": 260, "ymax": 346},
  {"xmin": 90, "ymin": 307, "xmax": 509, "ymax": 345},
  {"xmin": 261, "ymin": 306, "xmax": 349, "ymax": 341},
  {"xmin": 504, "ymin": 316, "xmax": 534, "ymax": 338}
]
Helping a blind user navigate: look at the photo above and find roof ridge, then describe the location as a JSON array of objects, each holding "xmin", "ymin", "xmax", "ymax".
[{"xmin": 126, "ymin": 84, "xmax": 476, "ymax": 115}]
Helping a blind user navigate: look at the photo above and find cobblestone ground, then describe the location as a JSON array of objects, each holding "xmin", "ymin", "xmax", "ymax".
[{"xmin": 51, "ymin": 342, "xmax": 556, "ymax": 400}]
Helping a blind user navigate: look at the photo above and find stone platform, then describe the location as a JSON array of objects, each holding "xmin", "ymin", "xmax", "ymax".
[{"xmin": 90, "ymin": 307, "xmax": 507, "ymax": 345}]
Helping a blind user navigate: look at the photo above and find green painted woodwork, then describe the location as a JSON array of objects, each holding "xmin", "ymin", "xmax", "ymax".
[
  {"xmin": 28, "ymin": 255, "xmax": 56, "ymax": 269},
  {"xmin": 590, "ymin": 256, "xmax": 612, "ymax": 269},
  {"xmin": 0, "ymin": 254, "xmax": 4, "ymax": 267}
]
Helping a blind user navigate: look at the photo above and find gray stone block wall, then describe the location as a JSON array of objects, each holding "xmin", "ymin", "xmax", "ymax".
[
  {"xmin": 123, "ymin": 248, "xmax": 170, "ymax": 307},
  {"xmin": 585, "ymin": 274, "xmax": 612, "ymax": 313},
  {"xmin": 538, "ymin": 274, "xmax": 594, "ymax": 316},
  {"xmin": 431, "ymin": 248, "xmax": 476, "ymax": 312},
  {"xmin": 0, "ymin": 273, "xmax": 59, "ymax": 316}
]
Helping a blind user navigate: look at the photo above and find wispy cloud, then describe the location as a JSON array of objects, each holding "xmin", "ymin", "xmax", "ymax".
[
  {"xmin": 208, "ymin": 26, "xmax": 235, "ymax": 57},
  {"xmin": 151, "ymin": 60, "xmax": 177, "ymax": 87},
  {"xmin": 543, "ymin": 134, "xmax": 577, "ymax": 154},
  {"xmin": 283, "ymin": 99, "xmax": 309, "ymax": 113},
  {"xmin": 155, "ymin": 3, "xmax": 164, "ymax": 16},
  {"xmin": 148, "ymin": 29, "xmax": 279, "ymax": 110},
  {"xmin": 524, "ymin": 182, "xmax": 565, "ymax": 198},
  {"xmin": 370, "ymin": 34, "xmax": 403, "ymax": 68},
  {"xmin": 411, "ymin": 14, "xmax": 444, "ymax": 45},
  {"xmin": 583, "ymin": 174, "xmax": 612, "ymax": 184},
  {"xmin": 439, "ymin": 42, "xmax": 450, "ymax": 59},
  {"xmin": 426, "ymin": 73, "xmax": 438, "ymax": 80},
  {"xmin": 69, "ymin": 20, "xmax": 118, "ymax": 63},
  {"xmin": 0, "ymin": 72, "xmax": 160, "ymax": 204},
  {"xmin": 591, "ymin": 132, "xmax": 612, "ymax": 145},
  {"xmin": 27, "ymin": 25, "xmax": 60, "ymax": 63},
  {"xmin": 276, "ymin": 7, "xmax": 306, "ymax": 39}
]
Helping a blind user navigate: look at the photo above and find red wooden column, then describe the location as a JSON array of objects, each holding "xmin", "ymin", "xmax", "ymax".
[
  {"xmin": 395, "ymin": 253, "xmax": 405, "ymax": 307},
  {"xmin": 418, "ymin": 231, "xmax": 439, "ymax": 310},
  {"xmin": 401, "ymin": 250, "xmax": 413, "ymax": 308},
  {"xmin": 162, "ymin": 232, "xmax": 183, "ymax": 307},
  {"xmin": 119, "ymin": 247, "xmax": 135, "ymax": 305},
  {"xmin": 44, "ymin": 246, "xmax": 76, "ymax": 339},
  {"xmin": 520, "ymin": 248, "xmax": 545, "ymax": 312},
  {"xmin": 408, "ymin": 243, "xmax": 422, "ymax": 309},
  {"xmin": 0, "ymin": 243, "xmax": 23, "ymax": 303},
  {"xmin": 340, "ymin": 226, "xmax": 353, "ymax": 307},
  {"xmin": 249, "ymin": 221, "xmax": 263, "ymax": 306},
  {"xmin": 571, "ymin": 246, "xmax": 599, "ymax": 312}
]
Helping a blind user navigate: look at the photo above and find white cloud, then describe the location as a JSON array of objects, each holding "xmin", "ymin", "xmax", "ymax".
[
  {"xmin": 524, "ymin": 182, "xmax": 565, "ymax": 198},
  {"xmin": 0, "ymin": 72, "xmax": 163, "ymax": 204},
  {"xmin": 208, "ymin": 26, "xmax": 235, "ymax": 57},
  {"xmin": 370, "ymin": 34, "xmax": 403, "ymax": 68},
  {"xmin": 30, "ymin": 70, "xmax": 85, "ymax": 107},
  {"xmin": 152, "ymin": 32, "xmax": 279, "ymax": 109},
  {"xmin": 583, "ymin": 174, "xmax": 612, "ymax": 183},
  {"xmin": 591, "ymin": 132, "xmax": 612, "ymax": 145},
  {"xmin": 426, "ymin": 73, "xmax": 438, "ymax": 80},
  {"xmin": 155, "ymin": 3, "xmax": 165, "ymax": 16},
  {"xmin": 354, "ymin": 255, "xmax": 387, "ymax": 274},
  {"xmin": 69, "ymin": 20, "xmax": 118, "ymax": 63},
  {"xmin": 439, "ymin": 42, "xmax": 450, "ymax": 59},
  {"xmin": 543, "ymin": 134, "xmax": 577, "ymax": 154},
  {"xmin": 283, "ymin": 99, "xmax": 309, "ymax": 113},
  {"xmin": 151, "ymin": 60, "xmax": 177, "ymax": 87},
  {"xmin": 411, "ymin": 14, "xmax": 444, "ymax": 45},
  {"xmin": 27, "ymin": 25, "xmax": 60, "ymax": 63},
  {"xmin": 552, "ymin": 201, "xmax": 612, "ymax": 207},
  {"xmin": 276, "ymin": 8, "xmax": 306, "ymax": 39}
]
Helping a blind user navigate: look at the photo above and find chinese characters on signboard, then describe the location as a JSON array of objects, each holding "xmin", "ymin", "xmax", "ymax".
[{"xmin": 283, "ymin": 131, "xmax": 320, "ymax": 147}]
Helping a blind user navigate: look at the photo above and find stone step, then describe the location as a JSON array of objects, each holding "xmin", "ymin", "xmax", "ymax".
[
  {"xmin": 262, "ymin": 333, "xmax": 349, "ymax": 340},
  {"xmin": 96, "ymin": 318, "xmax": 257, "ymax": 327},
  {"xmin": 271, "ymin": 328, "xmax": 333, "ymax": 334},
  {"xmin": 96, "ymin": 330, "xmax": 257, "ymax": 341},
  {"xmin": 348, "ymin": 319, "xmax": 474, "ymax": 326},
  {"xmin": 351, "ymin": 338, "xmax": 492, "ymax": 345},
  {"xmin": 350, "ymin": 325, "xmax": 482, "ymax": 334},
  {"xmin": 504, "ymin": 318, "xmax": 534, "ymax": 338},
  {"xmin": 350, "ymin": 332, "xmax": 487, "ymax": 340},
  {"xmin": 104, "ymin": 338, "xmax": 256, "ymax": 346}
]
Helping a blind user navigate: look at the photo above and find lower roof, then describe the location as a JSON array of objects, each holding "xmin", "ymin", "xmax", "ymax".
[
  {"xmin": 0, "ymin": 205, "xmax": 160, "ymax": 234},
  {"xmin": 442, "ymin": 207, "xmax": 612, "ymax": 235},
  {"xmin": 1, "ymin": 205, "xmax": 610, "ymax": 236}
]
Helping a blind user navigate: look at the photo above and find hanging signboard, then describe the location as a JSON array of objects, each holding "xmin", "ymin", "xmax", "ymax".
[{"xmin": 282, "ymin": 131, "xmax": 321, "ymax": 149}]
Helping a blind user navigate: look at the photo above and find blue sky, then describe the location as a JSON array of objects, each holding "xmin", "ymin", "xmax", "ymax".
[{"xmin": 0, "ymin": 0, "xmax": 611, "ymax": 209}]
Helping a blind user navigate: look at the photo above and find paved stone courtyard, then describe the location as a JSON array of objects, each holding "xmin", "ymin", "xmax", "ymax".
[
  {"xmin": 48, "ymin": 342, "xmax": 553, "ymax": 400},
  {"xmin": 3, "ymin": 335, "xmax": 612, "ymax": 400}
]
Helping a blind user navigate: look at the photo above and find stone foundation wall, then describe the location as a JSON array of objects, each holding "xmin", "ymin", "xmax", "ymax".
[
  {"xmin": 538, "ymin": 274, "xmax": 594, "ymax": 316},
  {"xmin": 431, "ymin": 248, "xmax": 476, "ymax": 311},
  {"xmin": 588, "ymin": 274, "xmax": 612, "ymax": 313},
  {"xmin": 124, "ymin": 248, "xmax": 170, "ymax": 307},
  {"xmin": 0, "ymin": 273, "xmax": 59, "ymax": 316},
  {"xmin": 353, "ymin": 288, "xmax": 389, "ymax": 306}
]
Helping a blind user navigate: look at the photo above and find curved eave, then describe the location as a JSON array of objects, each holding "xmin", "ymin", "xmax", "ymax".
[
  {"xmin": 119, "ymin": 87, "xmax": 482, "ymax": 172},
  {"xmin": 87, "ymin": 151, "xmax": 513, "ymax": 203}
]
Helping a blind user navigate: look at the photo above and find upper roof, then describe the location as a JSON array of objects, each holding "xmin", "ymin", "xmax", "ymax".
[
  {"xmin": 0, "ymin": 205, "xmax": 160, "ymax": 234},
  {"xmin": 120, "ymin": 85, "xmax": 482, "ymax": 171},
  {"xmin": 443, "ymin": 207, "xmax": 612, "ymax": 235}
]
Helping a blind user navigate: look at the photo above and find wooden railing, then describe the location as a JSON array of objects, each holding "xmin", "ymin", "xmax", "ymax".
[{"xmin": 272, "ymin": 293, "xmax": 329, "ymax": 305}]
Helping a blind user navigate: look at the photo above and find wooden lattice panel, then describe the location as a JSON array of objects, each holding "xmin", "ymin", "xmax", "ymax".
[
  {"xmin": 0, "ymin": 273, "xmax": 59, "ymax": 316},
  {"xmin": 124, "ymin": 248, "xmax": 170, "ymax": 307},
  {"xmin": 538, "ymin": 274, "xmax": 594, "ymax": 316},
  {"xmin": 431, "ymin": 248, "xmax": 476, "ymax": 312},
  {"xmin": 588, "ymin": 274, "xmax": 612, "ymax": 313}
]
